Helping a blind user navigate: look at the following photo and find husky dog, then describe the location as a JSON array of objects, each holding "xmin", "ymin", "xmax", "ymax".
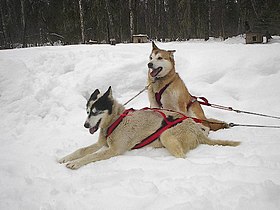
[
  {"xmin": 59, "ymin": 87, "xmax": 239, "ymax": 169},
  {"xmin": 147, "ymin": 42, "xmax": 228, "ymax": 131}
]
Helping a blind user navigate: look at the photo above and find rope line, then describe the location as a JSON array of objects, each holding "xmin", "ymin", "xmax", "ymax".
[
  {"xmin": 194, "ymin": 96, "xmax": 280, "ymax": 120},
  {"xmin": 229, "ymin": 123, "xmax": 280, "ymax": 129},
  {"xmin": 122, "ymin": 84, "xmax": 280, "ymax": 128},
  {"xmin": 123, "ymin": 82, "xmax": 153, "ymax": 106}
]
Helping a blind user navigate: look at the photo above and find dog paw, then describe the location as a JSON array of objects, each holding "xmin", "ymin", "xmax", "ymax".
[
  {"xmin": 58, "ymin": 156, "xmax": 71, "ymax": 164},
  {"xmin": 66, "ymin": 161, "xmax": 82, "ymax": 170}
]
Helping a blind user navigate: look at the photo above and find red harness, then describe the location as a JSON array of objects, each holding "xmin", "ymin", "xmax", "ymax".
[
  {"xmin": 155, "ymin": 84, "xmax": 209, "ymax": 110},
  {"xmin": 106, "ymin": 107, "xmax": 203, "ymax": 149},
  {"xmin": 155, "ymin": 83, "xmax": 171, "ymax": 108}
]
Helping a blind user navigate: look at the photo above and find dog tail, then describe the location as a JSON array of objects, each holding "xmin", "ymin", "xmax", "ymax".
[{"xmin": 200, "ymin": 135, "xmax": 240, "ymax": 147}]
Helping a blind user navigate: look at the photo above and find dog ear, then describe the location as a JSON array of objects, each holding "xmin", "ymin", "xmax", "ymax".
[
  {"xmin": 152, "ymin": 41, "xmax": 159, "ymax": 50},
  {"xmin": 89, "ymin": 89, "xmax": 100, "ymax": 101},
  {"xmin": 104, "ymin": 86, "xmax": 112, "ymax": 98},
  {"xmin": 168, "ymin": 50, "xmax": 176, "ymax": 53},
  {"xmin": 168, "ymin": 50, "xmax": 176, "ymax": 59}
]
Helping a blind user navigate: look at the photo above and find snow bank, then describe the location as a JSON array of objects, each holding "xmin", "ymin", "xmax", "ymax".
[{"xmin": 0, "ymin": 37, "xmax": 280, "ymax": 210}]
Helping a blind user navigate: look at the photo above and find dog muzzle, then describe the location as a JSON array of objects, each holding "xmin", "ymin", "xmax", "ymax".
[
  {"xmin": 89, "ymin": 119, "xmax": 101, "ymax": 134},
  {"xmin": 150, "ymin": 67, "xmax": 163, "ymax": 77}
]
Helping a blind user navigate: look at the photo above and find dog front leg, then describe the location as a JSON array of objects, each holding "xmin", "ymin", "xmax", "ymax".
[
  {"xmin": 59, "ymin": 131, "xmax": 107, "ymax": 163},
  {"xmin": 58, "ymin": 142, "xmax": 104, "ymax": 164},
  {"xmin": 148, "ymin": 90, "xmax": 160, "ymax": 108},
  {"xmin": 66, "ymin": 147, "xmax": 120, "ymax": 169}
]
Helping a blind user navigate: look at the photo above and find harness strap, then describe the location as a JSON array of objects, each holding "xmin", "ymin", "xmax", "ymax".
[
  {"xmin": 155, "ymin": 86, "xmax": 210, "ymax": 111},
  {"xmin": 132, "ymin": 115, "xmax": 188, "ymax": 149},
  {"xmin": 106, "ymin": 108, "xmax": 135, "ymax": 138},
  {"xmin": 142, "ymin": 107, "xmax": 169, "ymax": 124},
  {"xmin": 133, "ymin": 108, "xmax": 203, "ymax": 149},
  {"xmin": 187, "ymin": 95, "xmax": 211, "ymax": 110},
  {"xmin": 155, "ymin": 83, "xmax": 171, "ymax": 108},
  {"xmin": 187, "ymin": 96, "xmax": 197, "ymax": 110},
  {"xmin": 194, "ymin": 96, "xmax": 211, "ymax": 106}
]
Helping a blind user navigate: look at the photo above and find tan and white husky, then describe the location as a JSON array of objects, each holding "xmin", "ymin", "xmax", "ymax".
[
  {"xmin": 59, "ymin": 87, "xmax": 239, "ymax": 169},
  {"xmin": 147, "ymin": 42, "xmax": 228, "ymax": 131}
]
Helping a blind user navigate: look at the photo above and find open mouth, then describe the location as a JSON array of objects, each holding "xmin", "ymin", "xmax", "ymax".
[
  {"xmin": 150, "ymin": 67, "xmax": 163, "ymax": 77},
  {"xmin": 89, "ymin": 119, "xmax": 101, "ymax": 134}
]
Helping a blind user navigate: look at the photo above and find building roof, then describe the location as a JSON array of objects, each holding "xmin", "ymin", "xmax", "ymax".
[{"xmin": 132, "ymin": 34, "xmax": 148, "ymax": 37}]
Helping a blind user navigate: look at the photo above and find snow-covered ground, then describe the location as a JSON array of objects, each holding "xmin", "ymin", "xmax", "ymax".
[{"xmin": 1, "ymin": 36, "xmax": 280, "ymax": 210}]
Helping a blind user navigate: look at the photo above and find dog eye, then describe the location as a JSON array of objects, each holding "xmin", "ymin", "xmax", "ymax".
[
  {"xmin": 149, "ymin": 56, "xmax": 152, "ymax": 60},
  {"xmin": 158, "ymin": 57, "xmax": 162, "ymax": 60},
  {"xmin": 91, "ymin": 110, "xmax": 102, "ymax": 116},
  {"xmin": 91, "ymin": 111, "xmax": 98, "ymax": 116}
]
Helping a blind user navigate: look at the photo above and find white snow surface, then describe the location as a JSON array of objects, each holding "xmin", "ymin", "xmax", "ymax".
[{"xmin": 1, "ymin": 37, "xmax": 280, "ymax": 210}]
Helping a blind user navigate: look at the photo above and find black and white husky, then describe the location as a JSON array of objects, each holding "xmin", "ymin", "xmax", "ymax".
[{"xmin": 59, "ymin": 87, "xmax": 239, "ymax": 169}]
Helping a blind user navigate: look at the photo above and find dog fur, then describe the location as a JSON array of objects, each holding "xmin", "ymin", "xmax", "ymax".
[
  {"xmin": 147, "ymin": 42, "xmax": 228, "ymax": 131},
  {"xmin": 59, "ymin": 87, "xmax": 239, "ymax": 169}
]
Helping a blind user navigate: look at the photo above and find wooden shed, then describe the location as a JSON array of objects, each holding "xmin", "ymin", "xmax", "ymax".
[
  {"xmin": 245, "ymin": 32, "xmax": 263, "ymax": 44},
  {"xmin": 132, "ymin": 34, "xmax": 148, "ymax": 43}
]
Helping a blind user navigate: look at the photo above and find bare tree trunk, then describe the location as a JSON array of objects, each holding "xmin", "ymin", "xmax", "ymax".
[
  {"xmin": 105, "ymin": 0, "xmax": 115, "ymax": 41},
  {"xmin": 197, "ymin": 5, "xmax": 201, "ymax": 38},
  {"xmin": 237, "ymin": 0, "xmax": 242, "ymax": 34},
  {"xmin": 118, "ymin": 0, "xmax": 122, "ymax": 42},
  {"xmin": 129, "ymin": 0, "xmax": 134, "ymax": 42},
  {"xmin": 154, "ymin": 0, "xmax": 157, "ymax": 39},
  {"xmin": 250, "ymin": 0, "xmax": 259, "ymax": 19},
  {"xmin": 78, "ymin": 0, "xmax": 85, "ymax": 43},
  {"xmin": 186, "ymin": 0, "xmax": 191, "ymax": 40},
  {"xmin": 221, "ymin": 1, "xmax": 225, "ymax": 40},
  {"xmin": 208, "ymin": 0, "xmax": 211, "ymax": 37},
  {"xmin": 0, "ymin": 1, "xmax": 7, "ymax": 47},
  {"xmin": 157, "ymin": 0, "xmax": 162, "ymax": 39},
  {"xmin": 20, "ymin": 0, "xmax": 27, "ymax": 47}
]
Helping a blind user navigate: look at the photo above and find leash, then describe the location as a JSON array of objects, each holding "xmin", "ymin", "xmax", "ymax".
[
  {"xmin": 228, "ymin": 123, "xmax": 280, "ymax": 129},
  {"xmin": 192, "ymin": 96, "xmax": 280, "ymax": 120},
  {"xmin": 197, "ymin": 119, "xmax": 280, "ymax": 129},
  {"xmin": 123, "ymin": 81, "xmax": 153, "ymax": 106}
]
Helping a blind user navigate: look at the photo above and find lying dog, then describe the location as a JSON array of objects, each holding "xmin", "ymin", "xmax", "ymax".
[
  {"xmin": 147, "ymin": 42, "xmax": 228, "ymax": 131},
  {"xmin": 59, "ymin": 87, "xmax": 239, "ymax": 169}
]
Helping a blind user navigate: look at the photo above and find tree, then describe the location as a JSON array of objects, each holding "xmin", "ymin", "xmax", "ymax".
[
  {"xmin": 129, "ymin": 0, "xmax": 134, "ymax": 42},
  {"xmin": 20, "ymin": 0, "xmax": 27, "ymax": 47},
  {"xmin": 78, "ymin": 0, "xmax": 85, "ymax": 43},
  {"xmin": 0, "ymin": 0, "xmax": 279, "ymax": 48}
]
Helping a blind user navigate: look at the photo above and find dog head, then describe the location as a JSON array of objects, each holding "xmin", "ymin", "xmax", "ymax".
[
  {"xmin": 84, "ymin": 86, "xmax": 113, "ymax": 134},
  {"xmin": 147, "ymin": 41, "xmax": 176, "ymax": 78}
]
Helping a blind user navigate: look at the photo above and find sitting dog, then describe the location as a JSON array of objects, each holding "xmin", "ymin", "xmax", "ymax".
[
  {"xmin": 59, "ymin": 87, "xmax": 239, "ymax": 169},
  {"xmin": 147, "ymin": 42, "xmax": 228, "ymax": 131}
]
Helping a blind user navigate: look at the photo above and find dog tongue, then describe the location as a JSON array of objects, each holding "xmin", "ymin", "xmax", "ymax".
[
  {"xmin": 150, "ymin": 68, "xmax": 161, "ymax": 77},
  {"xmin": 89, "ymin": 126, "xmax": 97, "ymax": 134}
]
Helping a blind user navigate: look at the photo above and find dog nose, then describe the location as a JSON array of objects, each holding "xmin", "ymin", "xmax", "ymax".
[
  {"xmin": 84, "ymin": 122, "xmax": 90, "ymax": 129},
  {"xmin": 148, "ymin": 62, "xmax": 153, "ymax": 68}
]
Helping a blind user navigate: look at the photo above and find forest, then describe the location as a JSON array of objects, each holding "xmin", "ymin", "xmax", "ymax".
[{"xmin": 0, "ymin": 0, "xmax": 279, "ymax": 48}]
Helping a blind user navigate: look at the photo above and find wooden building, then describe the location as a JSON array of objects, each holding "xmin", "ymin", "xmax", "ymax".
[
  {"xmin": 245, "ymin": 32, "xmax": 263, "ymax": 44},
  {"xmin": 132, "ymin": 34, "xmax": 149, "ymax": 43}
]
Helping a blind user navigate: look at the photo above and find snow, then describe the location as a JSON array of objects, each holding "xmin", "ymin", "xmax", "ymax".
[{"xmin": 1, "ymin": 36, "xmax": 280, "ymax": 210}]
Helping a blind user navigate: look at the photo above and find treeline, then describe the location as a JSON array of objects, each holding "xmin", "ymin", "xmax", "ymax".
[{"xmin": 0, "ymin": 0, "xmax": 279, "ymax": 48}]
